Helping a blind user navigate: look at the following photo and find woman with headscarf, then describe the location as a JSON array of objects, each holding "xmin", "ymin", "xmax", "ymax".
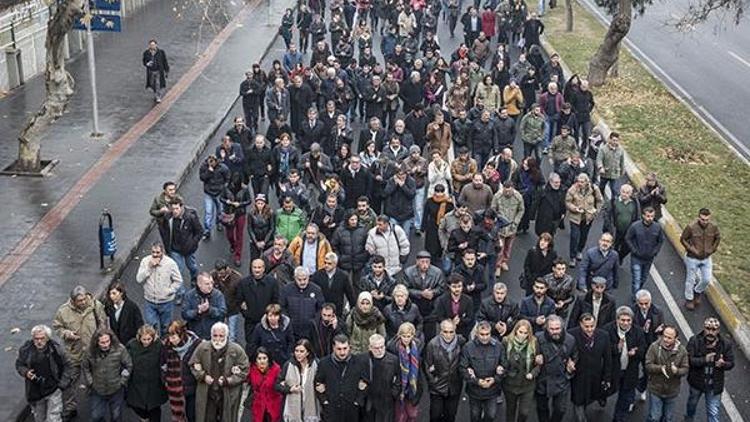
[
  {"xmin": 275, "ymin": 339, "xmax": 320, "ymax": 422},
  {"xmin": 421, "ymin": 184, "xmax": 454, "ymax": 263},
  {"xmin": 346, "ymin": 292, "xmax": 386, "ymax": 354},
  {"xmin": 502, "ymin": 319, "xmax": 541, "ymax": 422},
  {"xmin": 387, "ymin": 322, "xmax": 425, "ymax": 422},
  {"xmin": 245, "ymin": 347, "xmax": 283, "ymax": 422},
  {"xmin": 160, "ymin": 320, "xmax": 201, "ymax": 422}
]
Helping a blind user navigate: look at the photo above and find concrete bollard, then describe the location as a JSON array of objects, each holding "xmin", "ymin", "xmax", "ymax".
[{"xmin": 5, "ymin": 47, "xmax": 24, "ymax": 89}]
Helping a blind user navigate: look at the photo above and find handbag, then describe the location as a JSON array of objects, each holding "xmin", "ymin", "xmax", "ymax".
[{"xmin": 220, "ymin": 211, "xmax": 236, "ymax": 227}]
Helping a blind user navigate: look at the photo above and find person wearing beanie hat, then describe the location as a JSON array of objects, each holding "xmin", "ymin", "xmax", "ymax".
[{"xmin": 567, "ymin": 275, "xmax": 616, "ymax": 330}]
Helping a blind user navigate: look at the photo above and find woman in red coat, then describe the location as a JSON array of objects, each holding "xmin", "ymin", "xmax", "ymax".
[
  {"xmin": 246, "ymin": 347, "xmax": 283, "ymax": 422},
  {"xmin": 481, "ymin": 6, "xmax": 497, "ymax": 39}
]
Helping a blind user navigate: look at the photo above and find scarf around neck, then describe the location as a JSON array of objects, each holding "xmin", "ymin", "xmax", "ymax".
[
  {"xmin": 432, "ymin": 193, "xmax": 451, "ymax": 224},
  {"xmin": 398, "ymin": 341, "xmax": 420, "ymax": 401},
  {"xmin": 352, "ymin": 306, "xmax": 384, "ymax": 329}
]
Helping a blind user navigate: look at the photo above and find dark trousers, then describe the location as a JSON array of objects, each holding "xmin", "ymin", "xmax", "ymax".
[
  {"xmin": 505, "ymin": 389, "xmax": 534, "ymax": 422},
  {"xmin": 429, "ymin": 393, "xmax": 460, "ymax": 422},
  {"xmin": 469, "ymin": 397, "xmax": 497, "ymax": 422},
  {"xmin": 131, "ymin": 405, "xmax": 162, "ymax": 422},
  {"xmin": 536, "ymin": 390, "xmax": 568, "ymax": 422},
  {"xmin": 90, "ymin": 388, "xmax": 124, "ymax": 422},
  {"xmin": 614, "ymin": 378, "xmax": 636, "ymax": 422},
  {"xmin": 569, "ymin": 220, "xmax": 592, "ymax": 260},
  {"xmin": 523, "ymin": 142, "xmax": 541, "ymax": 162}
]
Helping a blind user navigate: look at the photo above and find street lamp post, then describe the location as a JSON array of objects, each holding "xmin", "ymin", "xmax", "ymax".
[{"xmin": 83, "ymin": 0, "xmax": 102, "ymax": 137}]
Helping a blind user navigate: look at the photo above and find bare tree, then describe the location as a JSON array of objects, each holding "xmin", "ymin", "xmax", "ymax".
[
  {"xmin": 586, "ymin": 0, "xmax": 745, "ymax": 86},
  {"xmin": 16, "ymin": 0, "xmax": 82, "ymax": 172}
]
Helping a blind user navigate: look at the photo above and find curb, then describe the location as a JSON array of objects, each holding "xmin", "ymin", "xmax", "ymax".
[
  {"xmin": 13, "ymin": 1, "xmax": 286, "ymax": 420},
  {"xmin": 541, "ymin": 37, "xmax": 750, "ymax": 361}
]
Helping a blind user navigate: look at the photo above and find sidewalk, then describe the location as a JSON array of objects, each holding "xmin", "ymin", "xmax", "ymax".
[{"xmin": 0, "ymin": 0, "xmax": 288, "ymax": 418}]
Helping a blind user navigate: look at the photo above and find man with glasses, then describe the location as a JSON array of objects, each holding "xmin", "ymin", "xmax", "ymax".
[
  {"xmin": 685, "ymin": 317, "xmax": 735, "ymax": 422},
  {"xmin": 136, "ymin": 242, "xmax": 183, "ymax": 336}
]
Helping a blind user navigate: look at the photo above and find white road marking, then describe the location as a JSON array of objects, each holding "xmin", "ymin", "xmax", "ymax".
[
  {"xmin": 728, "ymin": 50, "xmax": 750, "ymax": 69},
  {"xmin": 577, "ymin": 0, "xmax": 750, "ymax": 164}
]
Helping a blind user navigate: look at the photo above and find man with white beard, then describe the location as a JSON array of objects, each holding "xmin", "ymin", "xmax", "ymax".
[{"xmin": 189, "ymin": 322, "xmax": 249, "ymax": 422}]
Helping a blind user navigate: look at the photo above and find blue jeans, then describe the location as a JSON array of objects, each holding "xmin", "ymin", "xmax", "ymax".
[
  {"xmin": 543, "ymin": 117, "xmax": 558, "ymax": 149},
  {"xmin": 442, "ymin": 256, "xmax": 453, "ymax": 274},
  {"xmin": 227, "ymin": 313, "xmax": 241, "ymax": 342},
  {"xmin": 390, "ymin": 217, "xmax": 413, "ymax": 237},
  {"xmin": 569, "ymin": 221, "xmax": 591, "ymax": 261},
  {"xmin": 143, "ymin": 300, "xmax": 175, "ymax": 337},
  {"xmin": 169, "ymin": 251, "xmax": 198, "ymax": 288},
  {"xmin": 631, "ymin": 256, "xmax": 654, "ymax": 299},
  {"xmin": 90, "ymin": 387, "xmax": 124, "ymax": 422},
  {"xmin": 647, "ymin": 394, "xmax": 676, "ymax": 422},
  {"xmin": 203, "ymin": 193, "xmax": 222, "ymax": 233},
  {"xmin": 686, "ymin": 387, "xmax": 721, "ymax": 422},
  {"xmin": 414, "ymin": 187, "xmax": 426, "ymax": 230},
  {"xmin": 684, "ymin": 256, "xmax": 713, "ymax": 300}
]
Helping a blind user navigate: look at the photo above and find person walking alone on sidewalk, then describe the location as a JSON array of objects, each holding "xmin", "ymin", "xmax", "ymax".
[
  {"xmin": 142, "ymin": 39, "xmax": 169, "ymax": 103},
  {"xmin": 680, "ymin": 208, "xmax": 721, "ymax": 310}
]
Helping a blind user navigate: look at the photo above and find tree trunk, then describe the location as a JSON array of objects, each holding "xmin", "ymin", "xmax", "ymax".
[
  {"xmin": 587, "ymin": 0, "xmax": 631, "ymax": 86},
  {"xmin": 16, "ymin": 0, "xmax": 81, "ymax": 172},
  {"xmin": 565, "ymin": 0, "xmax": 574, "ymax": 32}
]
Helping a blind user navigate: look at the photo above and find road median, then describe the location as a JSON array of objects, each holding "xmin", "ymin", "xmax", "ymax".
[{"xmin": 540, "ymin": 1, "xmax": 750, "ymax": 359}]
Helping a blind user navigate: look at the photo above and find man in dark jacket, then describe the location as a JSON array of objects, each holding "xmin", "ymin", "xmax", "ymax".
[
  {"xmin": 535, "ymin": 315, "xmax": 577, "ymax": 422},
  {"xmin": 309, "ymin": 303, "xmax": 348, "ymax": 358},
  {"xmin": 142, "ymin": 39, "xmax": 169, "ymax": 103},
  {"xmin": 494, "ymin": 108, "xmax": 516, "ymax": 152},
  {"xmin": 469, "ymin": 110, "xmax": 496, "ymax": 168},
  {"xmin": 686, "ymin": 316, "xmax": 735, "ymax": 422},
  {"xmin": 568, "ymin": 277, "xmax": 616, "ymax": 330},
  {"xmin": 603, "ymin": 306, "xmax": 647, "ymax": 422},
  {"xmin": 570, "ymin": 313, "xmax": 612, "ymax": 420},
  {"xmin": 299, "ymin": 107, "xmax": 327, "ymax": 154},
  {"xmin": 453, "ymin": 249, "xmax": 487, "ymax": 313},
  {"xmin": 625, "ymin": 207, "xmax": 665, "ymax": 299},
  {"xmin": 245, "ymin": 134, "xmax": 274, "ymax": 197},
  {"xmin": 604, "ymin": 183, "xmax": 641, "ymax": 262},
  {"xmin": 315, "ymin": 334, "xmax": 369, "ymax": 421},
  {"xmin": 198, "ymin": 155, "xmax": 230, "ymax": 239},
  {"xmin": 399, "ymin": 71, "xmax": 424, "ymax": 115},
  {"xmin": 358, "ymin": 117, "xmax": 388, "ymax": 152},
  {"xmin": 431, "ymin": 274, "xmax": 475, "ymax": 340},
  {"xmin": 236, "ymin": 259, "xmax": 280, "ymax": 345},
  {"xmin": 16, "ymin": 325, "xmax": 72, "ymax": 421},
  {"xmin": 311, "ymin": 252, "xmax": 356, "ymax": 317},
  {"xmin": 340, "ymin": 157, "xmax": 372, "ymax": 209},
  {"xmin": 477, "ymin": 282, "xmax": 519, "ymax": 340},
  {"xmin": 405, "ymin": 252, "xmax": 445, "ymax": 339},
  {"xmin": 424, "ymin": 319, "xmax": 466, "ymax": 422},
  {"xmin": 331, "ymin": 212, "xmax": 370, "ymax": 286},
  {"xmin": 534, "ymin": 174, "xmax": 567, "ymax": 237},
  {"xmin": 181, "ymin": 273, "xmax": 227, "ymax": 340},
  {"xmin": 632, "ymin": 289, "xmax": 665, "ymax": 400},
  {"xmin": 364, "ymin": 334, "xmax": 399, "ymax": 422},
  {"xmin": 460, "ymin": 321, "xmax": 505, "ymax": 422},
  {"xmin": 520, "ymin": 278, "xmax": 557, "ymax": 333},
  {"xmin": 311, "ymin": 194, "xmax": 346, "ymax": 240},
  {"xmin": 383, "ymin": 169, "xmax": 417, "ymax": 235},
  {"xmin": 281, "ymin": 266, "xmax": 326, "ymax": 340},
  {"xmin": 239, "ymin": 64, "xmax": 267, "ymax": 131},
  {"xmin": 357, "ymin": 255, "xmax": 397, "ymax": 311},
  {"xmin": 159, "ymin": 198, "xmax": 203, "ymax": 283},
  {"xmin": 577, "ymin": 233, "xmax": 619, "ymax": 290}
]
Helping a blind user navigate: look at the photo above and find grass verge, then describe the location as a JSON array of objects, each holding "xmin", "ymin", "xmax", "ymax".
[{"xmin": 543, "ymin": 1, "xmax": 750, "ymax": 316}]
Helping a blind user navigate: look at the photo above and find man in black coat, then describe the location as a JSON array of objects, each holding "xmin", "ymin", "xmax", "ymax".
[
  {"xmin": 158, "ymin": 198, "xmax": 203, "ymax": 283},
  {"xmin": 424, "ymin": 319, "xmax": 466, "ymax": 422},
  {"xmin": 245, "ymin": 134, "xmax": 274, "ymax": 196},
  {"xmin": 568, "ymin": 277, "xmax": 616, "ymax": 329},
  {"xmin": 476, "ymin": 282, "xmax": 519, "ymax": 341},
  {"xmin": 16, "ymin": 325, "xmax": 72, "ymax": 419},
  {"xmin": 431, "ymin": 274, "xmax": 475, "ymax": 340},
  {"xmin": 569, "ymin": 313, "xmax": 612, "ymax": 420},
  {"xmin": 399, "ymin": 71, "xmax": 424, "ymax": 115},
  {"xmin": 290, "ymin": 76, "xmax": 317, "ymax": 136},
  {"xmin": 309, "ymin": 304, "xmax": 348, "ymax": 358},
  {"xmin": 142, "ymin": 39, "xmax": 169, "ymax": 102},
  {"xmin": 298, "ymin": 107, "xmax": 327, "ymax": 154},
  {"xmin": 536, "ymin": 315, "xmax": 577, "ymax": 422},
  {"xmin": 340, "ymin": 157, "xmax": 373, "ymax": 210},
  {"xmin": 364, "ymin": 75, "xmax": 387, "ymax": 122},
  {"xmin": 311, "ymin": 252, "xmax": 356, "ymax": 317},
  {"xmin": 494, "ymin": 108, "xmax": 516, "ymax": 152},
  {"xmin": 631, "ymin": 289, "xmax": 665, "ymax": 400},
  {"xmin": 383, "ymin": 169, "xmax": 417, "ymax": 234},
  {"xmin": 363, "ymin": 334, "xmax": 399, "ymax": 422},
  {"xmin": 358, "ymin": 117, "xmax": 388, "ymax": 152},
  {"xmin": 239, "ymin": 64, "xmax": 267, "ymax": 131},
  {"xmin": 315, "ymin": 334, "xmax": 369, "ymax": 421},
  {"xmin": 236, "ymin": 259, "xmax": 280, "ymax": 346},
  {"xmin": 603, "ymin": 306, "xmax": 647, "ymax": 422}
]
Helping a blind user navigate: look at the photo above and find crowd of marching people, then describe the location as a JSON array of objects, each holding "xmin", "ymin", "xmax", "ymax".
[{"xmin": 17, "ymin": 0, "xmax": 731, "ymax": 421}]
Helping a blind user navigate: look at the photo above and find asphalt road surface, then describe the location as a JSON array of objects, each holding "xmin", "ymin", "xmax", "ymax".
[
  {"xmin": 69, "ymin": 8, "xmax": 750, "ymax": 422},
  {"xmin": 576, "ymin": 0, "xmax": 750, "ymax": 161}
]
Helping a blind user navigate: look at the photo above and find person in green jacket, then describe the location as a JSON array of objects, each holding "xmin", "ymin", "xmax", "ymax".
[
  {"xmin": 645, "ymin": 325, "xmax": 688, "ymax": 422},
  {"xmin": 502, "ymin": 319, "xmax": 542, "ymax": 422},
  {"xmin": 275, "ymin": 196, "xmax": 307, "ymax": 243},
  {"xmin": 520, "ymin": 104, "xmax": 545, "ymax": 162}
]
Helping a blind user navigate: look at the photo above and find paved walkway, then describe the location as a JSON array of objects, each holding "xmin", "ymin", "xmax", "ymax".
[{"xmin": 0, "ymin": 0, "xmax": 288, "ymax": 418}]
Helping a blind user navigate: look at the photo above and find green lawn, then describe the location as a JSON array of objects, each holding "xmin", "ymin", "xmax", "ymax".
[{"xmin": 543, "ymin": 1, "xmax": 750, "ymax": 315}]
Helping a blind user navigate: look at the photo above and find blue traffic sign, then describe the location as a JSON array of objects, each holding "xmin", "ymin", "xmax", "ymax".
[
  {"xmin": 93, "ymin": 0, "xmax": 121, "ymax": 12},
  {"xmin": 73, "ymin": 13, "xmax": 121, "ymax": 32}
]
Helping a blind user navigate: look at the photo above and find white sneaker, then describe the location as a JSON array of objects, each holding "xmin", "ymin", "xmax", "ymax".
[{"xmin": 638, "ymin": 391, "xmax": 647, "ymax": 402}]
